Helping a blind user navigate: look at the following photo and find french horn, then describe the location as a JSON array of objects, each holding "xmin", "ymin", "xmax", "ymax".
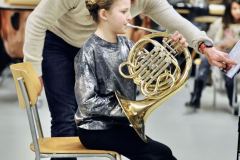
[{"xmin": 115, "ymin": 24, "xmax": 192, "ymax": 142}]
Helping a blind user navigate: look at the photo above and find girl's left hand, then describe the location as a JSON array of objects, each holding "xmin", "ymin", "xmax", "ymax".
[{"xmin": 170, "ymin": 31, "xmax": 189, "ymax": 48}]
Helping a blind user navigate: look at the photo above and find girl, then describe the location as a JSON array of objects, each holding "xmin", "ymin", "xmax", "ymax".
[
  {"xmin": 74, "ymin": 0, "xmax": 188, "ymax": 159},
  {"xmin": 208, "ymin": 0, "xmax": 240, "ymax": 51},
  {"xmin": 23, "ymin": 0, "xmax": 234, "ymax": 152}
]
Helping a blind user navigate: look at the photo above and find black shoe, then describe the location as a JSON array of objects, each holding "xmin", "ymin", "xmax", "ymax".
[
  {"xmin": 232, "ymin": 104, "xmax": 239, "ymax": 116},
  {"xmin": 185, "ymin": 101, "xmax": 200, "ymax": 109}
]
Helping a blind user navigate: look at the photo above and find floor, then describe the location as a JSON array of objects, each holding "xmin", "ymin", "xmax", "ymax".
[{"xmin": 0, "ymin": 67, "xmax": 239, "ymax": 160}]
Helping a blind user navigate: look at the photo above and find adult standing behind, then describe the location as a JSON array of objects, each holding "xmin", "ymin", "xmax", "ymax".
[{"xmin": 23, "ymin": 0, "xmax": 236, "ymax": 157}]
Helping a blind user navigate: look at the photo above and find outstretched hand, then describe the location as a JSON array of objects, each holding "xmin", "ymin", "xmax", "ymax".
[
  {"xmin": 168, "ymin": 31, "xmax": 236, "ymax": 71},
  {"xmin": 203, "ymin": 47, "xmax": 236, "ymax": 71}
]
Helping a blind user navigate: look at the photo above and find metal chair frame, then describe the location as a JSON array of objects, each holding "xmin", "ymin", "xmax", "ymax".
[{"xmin": 10, "ymin": 62, "xmax": 121, "ymax": 160}]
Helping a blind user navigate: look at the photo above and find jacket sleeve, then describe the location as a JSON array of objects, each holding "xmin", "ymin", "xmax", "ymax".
[{"xmin": 137, "ymin": 0, "xmax": 213, "ymax": 53}]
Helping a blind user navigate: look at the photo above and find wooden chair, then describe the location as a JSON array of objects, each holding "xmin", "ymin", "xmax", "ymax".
[{"xmin": 10, "ymin": 62, "xmax": 121, "ymax": 160}]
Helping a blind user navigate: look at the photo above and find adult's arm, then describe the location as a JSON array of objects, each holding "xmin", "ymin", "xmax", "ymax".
[
  {"xmin": 133, "ymin": 0, "xmax": 209, "ymax": 51},
  {"xmin": 23, "ymin": 0, "xmax": 79, "ymax": 76},
  {"xmin": 133, "ymin": 0, "xmax": 236, "ymax": 68}
]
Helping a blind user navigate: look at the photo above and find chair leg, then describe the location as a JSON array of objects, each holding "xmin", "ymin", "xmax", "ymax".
[
  {"xmin": 35, "ymin": 155, "xmax": 40, "ymax": 160},
  {"xmin": 232, "ymin": 76, "xmax": 239, "ymax": 116},
  {"xmin": 107, "ymin": 153, "xmax": 121, "ymax": 160},
  {"xmin": 116, "ymin": 154, "xmax": 122, "ymax": 160},
  {"xmin": 213, "ymin": 81, "xmax": 217, "ymax": 108}
]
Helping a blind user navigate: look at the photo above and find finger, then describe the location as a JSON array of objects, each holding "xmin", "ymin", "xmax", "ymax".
[
  {"xmin": 172, "ymin": 31, "xmax": 179, "ymax": 37},
  {"xmin": 222, "ymin": 62, "xmax": 227, "ymax": 69},
  {"xmin": 179, "ymin": 38, "xmax": 188, "ymax": 47},
  {"xmin": 222, "ymin": 57, "xmax": 237, "ymax": 65},
  {"xmin": 225, "ymin": 64, "xmax": 232, "ymax": 71},
  {"xmin": 220, "ymin": 68, "xmax": 227, "ymax": 73},
  {"xmin": 173, "ymin": 33, "xmax": 182, "ymax": 42},
  {"xmin": 214, "ymin": 51, "xmax": 237, "ymax": 65},
  {"xmin": 171, "ymin": 31, "xmax": 180, "ymax": 41},
  {"xmin": 220, "ymin": 62, "xmax": 228, "ymax": 72},
  {"xmin": 179, "ymin": 37, "xmax": 186, "ymax": 43},
  {"xmin": 212, "ymin": 61, "xmax": 227, "ymax": 68},
  {"xmin": 174, "ymin": 44, "xmax": 182, "ymax": 52}
]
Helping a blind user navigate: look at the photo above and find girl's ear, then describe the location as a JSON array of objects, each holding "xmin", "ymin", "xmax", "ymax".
[{"xmin": 99, "ymin": 9, "xmax": 108, "ymax": 21}]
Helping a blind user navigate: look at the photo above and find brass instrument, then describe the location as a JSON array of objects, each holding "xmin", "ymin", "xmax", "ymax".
[{"xmin": 116, "ymin": 24, "xmax": 192, "ymax": 142}]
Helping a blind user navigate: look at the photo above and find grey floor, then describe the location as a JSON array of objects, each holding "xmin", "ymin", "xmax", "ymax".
[{"xmin": 0, "ymin": 67, "xmax": 239, "ymax": 160}]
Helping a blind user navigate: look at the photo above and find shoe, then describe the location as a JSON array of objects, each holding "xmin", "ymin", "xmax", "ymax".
[
  {"xmin": 185, "ymin": 100, "xmax": 200, "ymax": 109},
  {"xmin": 232, "ymin": 105, "xmax": 239, "ymax": 116},
  {"xmin": 185, "ymin": 93, "xmax": 200, "ymax": 109}
]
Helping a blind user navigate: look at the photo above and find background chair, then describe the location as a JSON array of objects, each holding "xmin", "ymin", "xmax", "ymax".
[
  {"xmin": 10, "ymin": 62, "xmax": 121, "ymax": 160},
  {"xmin": 211, "ymin": 66, "xmax": 239, "ymax": 115},
  {"xmin": 194, "ymin": 57, "xmax": 239, "ymax": 115}
]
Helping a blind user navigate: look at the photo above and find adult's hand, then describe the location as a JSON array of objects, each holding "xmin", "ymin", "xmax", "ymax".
[{"xmin": 203, "ymin": 47, "xmax": 236, "ymax": 71}]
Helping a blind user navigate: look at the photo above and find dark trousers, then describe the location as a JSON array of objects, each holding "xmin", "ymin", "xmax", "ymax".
[
  {"xmin": 196, "ymin": 56, "xmax": 235, "ymax": 106},
  {"xmin": 42, "ymin": 31, "xmax": 80, "ymax": 160},
  {"xmin": 78, "ymin": 125, "xmax": 177, "ymax": 160},
  {"xmin": 224, "ymin": 75, "xmax": 236, "ymax": 106},
  {"xmin": 0, "ymin": 38, "xmax": 12, "ymax": 76}
]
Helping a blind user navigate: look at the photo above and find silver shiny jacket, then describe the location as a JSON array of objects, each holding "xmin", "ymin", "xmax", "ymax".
[{"xmin": 74, "ymin": 34, "xmax": 136, "ymax": 130}]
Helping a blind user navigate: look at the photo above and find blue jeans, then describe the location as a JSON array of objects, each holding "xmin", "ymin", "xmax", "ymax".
[
  {"xmin": 42, "ymin": 31, "xmax": 79, "ymax": 136},
  {"xmin": 42, "ymin": 31, "xmax": 80, "ymax": 160}
]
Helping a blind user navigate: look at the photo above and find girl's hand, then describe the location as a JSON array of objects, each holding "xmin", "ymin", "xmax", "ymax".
[
  {"xmin": 170, "ymin": 31, "xmax": 189, "ymax": 48},
  {"xmin": 166, "ymin": 31, "xmax": 188, "ymax": 53}
]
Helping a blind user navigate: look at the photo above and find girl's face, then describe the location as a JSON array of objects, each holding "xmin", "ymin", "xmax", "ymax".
[
  {"xmin": 106, "ymin": 0, "xmax": 132, "ymax": 35},
  {"xmin": 231, "ymin": 2, "xmax": 240, "ymax": 22}
]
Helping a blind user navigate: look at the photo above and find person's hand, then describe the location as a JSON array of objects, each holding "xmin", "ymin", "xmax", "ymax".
[
  {"xmin": 38, "ymin": 76, "xmax": 44, "ymax": 95},
  {"xmin": 202, "ymin": 47, "xmax": 236, "ymax": 71},
  {"xmin": 170, "ymin": 31, "xmax": 189, "ymax": 48}
]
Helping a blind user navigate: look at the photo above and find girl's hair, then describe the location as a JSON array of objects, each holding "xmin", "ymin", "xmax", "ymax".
[
  {"xmin": 223, "ymin": 0, "xmax": 240, "ymax": 29},
  {"xmin": 85, "ymin": 0, "xmax": 115, "ymax": 23}
]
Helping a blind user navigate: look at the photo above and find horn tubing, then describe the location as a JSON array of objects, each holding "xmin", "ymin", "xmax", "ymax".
[
  {"xmin": 127, "ymin": 23, "xmax": 159, "ymax": 33},
  {"xmin": 116, "ymin": 32, "xmax": 192, "ymax": 141}
]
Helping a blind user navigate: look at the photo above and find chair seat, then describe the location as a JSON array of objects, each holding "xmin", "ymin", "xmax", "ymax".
[{"xmin": 30, "ymin": 136, "xmax": 119, "ymax": 156}]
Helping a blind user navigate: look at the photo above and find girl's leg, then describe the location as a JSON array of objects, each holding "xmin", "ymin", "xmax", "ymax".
[{"xmin": 78, "ymin": 125, "xmax": 177, "ymax": 160}]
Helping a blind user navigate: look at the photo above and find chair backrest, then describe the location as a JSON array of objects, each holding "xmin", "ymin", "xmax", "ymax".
[
  {"xmin": 10, "ymin": 62, "xmax": 41, "ymax": 108},
  {"xmin": 10, "ymin": 62, "xmax": 121, "ymax": 160},
  {"xmin": 10, "ymin": 62, "xmax": 43, "ymax": 157}
]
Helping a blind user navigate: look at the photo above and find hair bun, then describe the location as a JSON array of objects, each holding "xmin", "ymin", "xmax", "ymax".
[{"xmin": 85, "ymin": 0, "xmax": 98, "ymax": 11}]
